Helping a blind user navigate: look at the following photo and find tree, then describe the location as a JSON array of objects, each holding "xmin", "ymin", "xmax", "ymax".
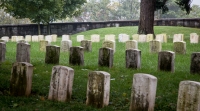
[
  {"xmin": 138, "ymin": 0, "xmax": 192, "ymax": 35},
  {"xmin": 0, "ymin": 0, "xmax": 86, "ymax": 34}
]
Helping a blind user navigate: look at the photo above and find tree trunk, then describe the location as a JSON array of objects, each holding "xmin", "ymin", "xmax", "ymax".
[
  {"xmin": 47, "ymin": 22, "xmax": 51, "ymax": 35},
  {"xmin": 37, "ymin": 23, "xmax": 41, "ymax": 35},
  {"xmin": 138, "ymin": 0, "xmax": 156, "ymax": 35}
]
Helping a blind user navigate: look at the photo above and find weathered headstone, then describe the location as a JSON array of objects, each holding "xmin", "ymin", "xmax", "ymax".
[
  {"xmin": 25, "ymin": 35, "xmax": 32, "ymax": 42},
  {"xmin": 45, "ymin": 35, "xmax": 52, "ymax": 42},
  {"xmin": 77, "ymin": 35, "xmax": 84, "ymax": 42},
  {"xmin": 61, "ymin": 40, "xmax": 72, "ymax": 52},
  {"xmin": 126, "ymin": 49, "xmax": 141, "ymax": 69},
  {"xmin": 102, "ymin": 40, "xmax": 115, "ymax": 53},
  {"xmin": 125, "ymin": 40, "xmax": 138, "ymax": 50},
  {"xmin": 0, "ymin": 42, "xmax": 6, "ymax": 62},
  {"xmin": 158, "ymin": 51, "xmax": 175, "ymax": 73},
  {"xmin": 1, "ymin": 36, "xmax": 9, "ymax": 42},
  {"xmin": 149, "ymin": 40, "xmax": 162, "ymax": 53},
  {"xmin": 91, "ymin": 34, "xmax": 100, "ymax": 42},
  {"xmin": 138, "ymin": 34, "xmax": 147, "ymax": 42},
  {"xmin": 190, "ymin": 33, "xmax": 199, "ymax": 43},
  {"xmin": 0, "ymin": 39, "xmax": 6, "ymax": 43},
  {"xmin": 118, "ymin": 34, "xmax": 129, "ymax": 42},
  {"xmin": 17, "ymin": 40, "xmax": 27, "ymax": 43},
  {"xmin": 132, "ymin": 34, "xmax": 139, "ymax": 41},
  {"xmin": 130, "ymin": 73, "xmax": 157, "ymax": 111},
  {"xmin": 11, "ymin": 36, "xmax": 17, "ymax": 42},
  {"xmin": 174, "ymin": 41, "xmax": 186, "ymax": 54},
  {"xmin": 31, "ymin": 35, "xmax": 39, "ymax": 42},
  {"xmin": 190, "ymin": 52, "xmax": 200, "ymax": 74},
  {"xmin": 40, "ymin": 40, "xmax": 50, "ymax": 52},
  {"xmin": 69, "ymin": 46, "xmax": 84, "ymax": 66},
  {"xmin": 177, "ymin": 81, "xmax": 200, "ymax": 111},
  {"xmin": 38, "ymin": 35, "xmax": 44, "ymax": 41},
  {"xmin": 10, "ymin": 62, "xmax": 33, "ymax": 96},
  {"xmin": 16, "ymin": 43, "xmax": 30, "ymax": 63},
  {"xmin": 98, "ymin": 47, "xmax": 114, "ymax": 68},
  {"xmin": 62, "ymin": 35, "xmax": 70, "ymax": 41},
  {"xmin": 48, "ymin": 65, "xmax": 74, "ymax": 102},
  {"xmin": 52, "ymin": 34, "xmax": 57, "ymax": 42},
  {"xmin": 86, "ymin": 71, "xmax": 110, "ymax": 108},
  {"xmin": 81, "ymin": 40, "xmax": 92, "ymax": 52},
  {"xmin": 173, "ymin": 34, "xmax": 184, "ymax": 42},
  {"xmin": 146, "ymin": 34, "xmax": 153, "ymax": 42},
  {"xmin": 105, "ymin": 34, "xmax": 115, "ymax": 41},
  {"xmin": 45, "ymin": 45, "xmax": 60, "ymax": 64}
]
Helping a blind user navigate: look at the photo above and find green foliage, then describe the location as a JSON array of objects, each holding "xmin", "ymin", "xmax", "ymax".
[{"xmin": 1, "ymin": 26, "xmax": 200, "ymax": 110}]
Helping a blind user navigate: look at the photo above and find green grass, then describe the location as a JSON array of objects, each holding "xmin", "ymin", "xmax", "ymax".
[{"xmin": 1, "ymin": 26, "xmax": 200, "ymax": 111}]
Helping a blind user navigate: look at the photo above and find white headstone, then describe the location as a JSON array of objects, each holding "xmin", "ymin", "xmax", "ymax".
[
  {"xmin": 25, "ymin": 35, "xmax": 32, "ymax": 42},
  {"xmin": 16, "ymin": 36, "xmax": 24, "ymax": 42},
  {"xmin": 38, "ymin": 35, "xmax": 44, "ymax": 41},
  {"xmin": 32, "ymin": 35, "xmax": 39, "ymax": 42},
  {"xmin": 118, "ymin": 34, "xmax": 129, "ymax": 42},
  {"xmin": 77, "ymin": 35, "xmax": 84, "ymax": 42},
  {"xmin": 62, "ymin": 35, "xmax": 70, "ymax": 41},
  {"xmin": 105, "ymin": 34, "xmax": 115, "ymax": 41},
  {"xmin": 146, "ymin": 34, "xmax": 153, "ymax": 42},
  {"xmin": 173, "ymin": 34, "xmax": 184, "ymax": 42},
  {"xmin": 11, "ymin": 36, "xmax": 17, "ymax": 42},
  {"xmin": 1, "ymin": 36, "xmax": 9, "ymax": 42},
  {"xmin": 138, "ymin": 35, "xmax": 147, "ymax": 42},
  {"xmin": 132, "ymin": 34, "xmax": 139, "ymax": 41},
  {"xmin": 125, "ymin": 40, "xmax": 138, "ymax": 50},
  {"xmin": 91, "ymin": 34, "xmax": 100, "ymax": 42},
  {"xmin": 190, "ymin": 33, "xmax": 199, "ymax": 43},
  {"xmin": 45, "ymin": 35, "xmax": 52, "ymax": 42},
  {"xmin": 52, "ymin": 34, "xmax": 57, "ymax": 42}
]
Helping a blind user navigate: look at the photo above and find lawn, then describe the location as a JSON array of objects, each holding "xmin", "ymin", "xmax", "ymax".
[{"xmin": 0, "ymin": 26, "xmax": 200, "ymax": 111}]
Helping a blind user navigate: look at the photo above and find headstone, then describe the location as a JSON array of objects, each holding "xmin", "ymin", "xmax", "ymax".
[
  {"xmin": 17, "ymin": 36, "xmax": 24, "ymax": 42},
  {"xmin": 177, "ymin": 81, "xmax": 200, "ymax": 111},
  {"xmin": 105, "ymin": 34, "xmax": 115, "ymax": 41},
  {"xmin": 62, "ymin": 35, "xmax": 70, "ymax": 41},
  {"xmin": 0, "ymin": 42, "xmax": 6, "ymax": 62},
  {"xmin": 91, "ymin": 34, "xmax": 100, "ymax": 42},
  {"xmin": 98, "ymin": 47, "xmax": 114, "ymax": 68},
  {"xmin": 132, "ymin": 34, "xmax": 139, "ymax": 41},
  {"xmin": 190, "ymin": 52, "xmax": 200, "ymax": 74},
  {"xmin": 118, "ymin": 34, "xmax": 129, "ymax": 42},
  {"xmin": 156, "ymin": 34, "xmax": 167, "ymax": 43},
  {"xmin": 81, "ymin": 40, "xmax": 92, "ymax": 52},
  {"xmin": 146, "ymin": 34, "xmax": 153, "ymax": 42},
  {"xmin": 138, "ymin": 35, "xmax": 147, "ymax": 42},
  {"xmin": 25, "ymin": 35, "xmax": 32, "ymax": 42},
  {"xmin": 69, "ymin": 46, "xmax": 84, "ymax": 66},
  {"xmin": 38, "ymin": 35, "xmax": 44, "ymax": 41},
  {"xmin": 45, "ymin": 35, "xmax": 52, "ymax": 42},
  {"xmin": 126, "ymin": 49, "xmax": 141, "ymax": 69},
  {"xmin": 1, "ymin": 36, "xmax": 9, "ymax": 42},
  {"xmin": 16, "ymin": 43, "xmax": 30, "ymax": 63},
  {"xmin": 149, "ymin": 40, "xmax": 162, "ymax": 53},
  {"xmin": 52, "ymin": 34, "xmax": 57, "ymax": 42},
  {"xmin": 173, "ymin": 34, "xmax": 184, "ymax": 42},
  {"xmin": 86, "ymin": 71, "xmax": 110, "ymax": 108},
  {"xmin": 102, "ymin": 40, "xmax": 115, "ymax": 53},
  {"xmin": 61, "ymin": 40, "xmax": 72, "ymax": 52},
  {"xmin": 10, "ymin": 62, "xmax": 33, "ymax": 96},
  {"xmin": 48, "ymin": 65, "xmax": 74, "ymax": 102},
  {"xmin": 77, "ymin": 35, "xmax": 84, "ymax": 42},
  {"xmin": 125, "ymin": 40, "xmax": 138, "ymax": 50},
  {"xmin": 40, "ymin": 40, "xmax": 50, "ymax": 52},
  {"xmin": 45, "ymin": 45, "xmax": 60, "ymax": 64},
  {"xmin": 130, "ymin": 73, "xmax": 157, "ymax": 111},
  {"xmin": 0, "ymin": 39, "xmax": 6, "ymax": 43},
  {"xmin": 158, "ymin": 51, "xmax": 175, "ymax": 73},
  {"xmin": 174, "ymin": 41, "xmax": 186, "ymax": 54},
  {"xmin": 11, "ymin": 36, "xmax": 17, "ymax": 42},
  {"xmin": 17, "ymin": 40, "xmax": 27, "ymax": 43},
  {"xmin": 32, "ymin": 35, "xmax": 39, "ymax": 42},
  {"xmin": 190, "ymin": 33, "xmax": 199, "ymax": 43}
]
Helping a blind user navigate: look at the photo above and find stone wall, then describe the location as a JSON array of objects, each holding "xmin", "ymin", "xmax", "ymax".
[{"xmin": 0, "ymin": 18, "xmax": 200, "ymax": 37}]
